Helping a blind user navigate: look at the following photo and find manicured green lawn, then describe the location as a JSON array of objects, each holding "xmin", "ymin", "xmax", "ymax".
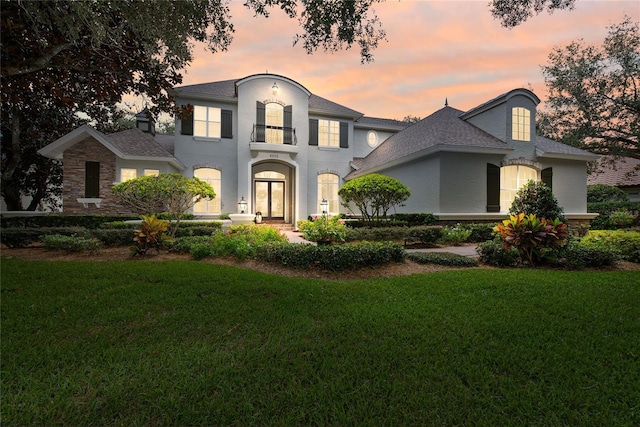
[{"xmin": 2, "ymin": 259, "xmax": 639, "ymax": 426}]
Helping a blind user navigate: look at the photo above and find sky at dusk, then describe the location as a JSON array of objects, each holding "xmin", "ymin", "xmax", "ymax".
[{"xmin": 179, "ymin": 0, "xmax": 638, "ymax": 121}]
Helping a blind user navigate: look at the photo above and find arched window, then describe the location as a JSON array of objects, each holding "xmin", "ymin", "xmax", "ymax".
[
  {"xmin": 193, "ymin": 168, "xmax": 221, "ymax": 214},
  {"xmin": 500, "ymin": 165, "xmax": 538, "ymax": 211},
  {"xmin": 318, "ymin": 173, "xmax": 339, "ymax": 213}
]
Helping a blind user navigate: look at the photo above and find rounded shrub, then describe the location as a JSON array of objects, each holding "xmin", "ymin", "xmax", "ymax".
[
  {"xmin": 476, "ymin": 239, "xmax": 520, "ymax": 267},
  {"xmin": 509, "ymin": 180, "xmax": 565, "ymax": 221},
  {"xmin": 587, "ymin": 184, "xmax": 629, "ymax": 203}
]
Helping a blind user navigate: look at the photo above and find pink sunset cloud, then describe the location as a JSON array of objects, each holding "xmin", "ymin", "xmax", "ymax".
[{"xmin": 179, "ymin": 0, "xmax": 638, "ymax": 120}]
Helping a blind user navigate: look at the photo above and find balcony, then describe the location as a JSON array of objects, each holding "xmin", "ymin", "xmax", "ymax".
[{"xmin": 250, "ymin": 124, "xmax": 298, "ymax": 155}]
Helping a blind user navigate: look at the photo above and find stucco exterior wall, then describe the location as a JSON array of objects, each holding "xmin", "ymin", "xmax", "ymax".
[
  {"xmin": 380, "ymin": 156, "xmax": 441, "ymax": 213},
  {"xmin": 63, "ymin": 138, "xmax": 133, "ymax": 215},
  {"xmin": 540, "ymin": 158, "xmax": 589, "ymax": 213}
]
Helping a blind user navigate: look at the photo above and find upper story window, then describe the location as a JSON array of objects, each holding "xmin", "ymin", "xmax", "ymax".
[
  {"xmin": 194, "ymin": 106, "xmax": 221, "ymax": 138},
  {"xmin": 319, "ymin": 120, "xmax": 340, "ymax": 147},
  {"xmin": 367, "ymin": 130, "xmax": 379, "ymax": 148},
  {"xmin": 512, "ymin": 107, "xmax": 531, "ymax": 141},
  {"xmin": 266, "ymin": 103, "xmax": 284, "ymax": 144}
]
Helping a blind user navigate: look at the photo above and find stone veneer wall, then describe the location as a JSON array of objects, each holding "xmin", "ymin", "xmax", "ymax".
[{"xmin": 63, "ymin": 138, "xmax": 134, "ymax": 215}]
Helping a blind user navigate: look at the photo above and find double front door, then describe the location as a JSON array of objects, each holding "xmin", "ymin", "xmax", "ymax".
[{"xmin": 254, "ymin": 180, "xmax": 284, "ymax": 220}]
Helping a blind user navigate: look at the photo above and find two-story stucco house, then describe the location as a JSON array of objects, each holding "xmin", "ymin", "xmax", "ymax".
[{"xmin": 39, "ymin": 73, "xmax": 598, "ymax": 225}]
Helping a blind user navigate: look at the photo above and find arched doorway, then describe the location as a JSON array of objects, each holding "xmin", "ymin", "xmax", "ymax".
[{"xmin": 252, "ymin": 162, "xmax": 294, "ymax": 222}]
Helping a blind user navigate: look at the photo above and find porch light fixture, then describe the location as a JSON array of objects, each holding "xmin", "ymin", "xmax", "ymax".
[
  {"xmin": 321, "ymin": 198, "xmax": 328, "ymax": 214},
  {"xmin": 238, "ymin": 196, "xmax": 247, "ymax": 214},
  {"xmin": 272, "ymin": 82, "xmax": 279, "ymax": 95}
]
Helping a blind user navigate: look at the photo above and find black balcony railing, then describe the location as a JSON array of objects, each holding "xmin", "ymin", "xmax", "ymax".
[{"xmin": 251, "ymin": 124, "xmax": 297, "ymax": 145}]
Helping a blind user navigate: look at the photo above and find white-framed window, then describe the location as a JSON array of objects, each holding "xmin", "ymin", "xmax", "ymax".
[
  {"xmin": 266, "ymin": 103, "xmax": 284, "ymax": 144},
  {"xmin": 319, "ymin": 119, "xmax": 340, "ymax": 147},
  {"xmin": 193, "ymin": 168, "xmax": 221, "ymax": 214},
  {"xmin": 367, "ymin": 130, "xmax": 378, "ymax": 148},
  {"xmin": 512, "ymin": 107, "xmax": 531, "ymax": 141},
  {"xmin": 318, "ymin": 173, "xmax": 340, "ymax": 213},
  {"xmin": 120, "ymin": 168, "xmax": 137, "ymax": 182},
  {"xmin": 500, "ymin": 165, "xmax": 538, "ymax": 211},
  {"xmin": 194, "ymin": 106, "xmax": 221, "ymax": 138},
  {"xmin": 144, "ymin": 169, "xmax": 160, "ymax": 177}
]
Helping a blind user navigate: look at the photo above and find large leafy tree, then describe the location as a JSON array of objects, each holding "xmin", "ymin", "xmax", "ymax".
[
  {"xmin": 490, "ymin": 0, "xmax": 576, "ymax": 28},
  {"xmin": 537, "ymin": 17, "xmax": 640, "ymax": 160},
  {"xmin": 1, "ymin": 0, "xmax": 385, "ymax": 210}
]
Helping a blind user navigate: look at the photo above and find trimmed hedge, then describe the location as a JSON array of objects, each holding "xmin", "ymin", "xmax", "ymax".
[
  {"xmin": 406, "ymin": 252, "xmax": 478, "ymax": 267},
  {"xmin": 257, "ymin": 241, "xmax": 406, "ymax": 271},
  {"xmin": 476, "ymin": 239, "xmax": 521, "ymax": 267},
  {"xmin": 559, "ymin": 243, "xmax": 619, "ymax": 269},
  {"xmin": 345, "ymin": 226, "xmax": 443, "ymax": 246},
  {"xmin": 0, "ymin": 215, "xmax": 137, "ymax": 229},
  {"xmin": 1, "ymin": 227, "xmax": 92, "ymax": 248},
  {"xmin": 580, "ymin": 230, "xmax": 640, "ymax": 263},
  {"xmin": 460, "ymin": 223, "xmax": 496, "ymax": 243},
  {"xmin": 389, "ymin": 213, "xmax": 437, "ymax": 226},
  {"xmin": 588, "ymin": 202, "xmax": 640, "ymax": 229},
  {"xmin": 41, "ymin": 235, "xmax": 102, "ymax": 253}
]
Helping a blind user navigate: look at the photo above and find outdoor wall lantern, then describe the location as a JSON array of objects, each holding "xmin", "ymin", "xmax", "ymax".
[
  {"xmin": 272, "ymin": 82, "xmax": 279, "ymax": 96},
  {"xmin": 321, "ymin": 198, "xmax": 328, "ymax": 214},
  {"xmin": 238, "ymin": 196, "xmax": 247, "ymax": 214}
]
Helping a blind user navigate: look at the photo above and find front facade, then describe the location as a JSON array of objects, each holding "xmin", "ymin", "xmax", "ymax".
[{"xmin": 39, "ymin": 73, "xmax": 597, "ymax": 224}]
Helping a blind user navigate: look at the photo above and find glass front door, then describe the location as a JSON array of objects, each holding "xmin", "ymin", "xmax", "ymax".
[{"xmin": 255, "ymin": 180, "xmax": 285, "ymax": 220}]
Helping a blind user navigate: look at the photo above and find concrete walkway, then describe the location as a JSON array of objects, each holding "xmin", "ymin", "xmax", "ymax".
[{"xmin": 282, "ymin": 230, "xmax": 479, "ymax": 257}]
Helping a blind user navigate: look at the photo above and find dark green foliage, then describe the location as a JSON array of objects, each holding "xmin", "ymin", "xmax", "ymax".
[
  {"xmin": 339, "ymin": 174, "xmax": 411, "ymax": 226},
  {"xmin": 438, "ymin": 226, "xmax": 472, "ymax": 246},
  {"xmin": 405, "ymin": 226, "xmax": 444, "ymax": 246},
  {"xmin": 0, "ymin": 227, "xmax": 91, "ymax": 247},
  {"xmin": 587, "ymin": 184, "xmax": 630, "ymax": 203},
  {"xmin": 407, "ymin": 252, "xmax": 478, "ymax": 267},
  {"xmin": 390, "ymin": 213, "xmax": 437, "ymax": 226},
  {"xmin": 257, "ymin": 241, "xmax": 405, "ymax": 271},
  {"xmin": 168, "ymin": 236, "xmax": 212, "ymax": 254},
  {"xmin": 476, "ymin": 239, "xmax": 521, "ymax": 267},
  {"xmin": 345, "ymin": 219, "xmax": 408, "ymax": 228},
  {"xmin": 90, "ymin": 229, "xmax": 136, "ymax": 247},
  {"xmin": 174, "ymin": 226, "xmax": 222, "ymax": 237},
  {"xmin": 588, "ymin": 202, "xmax": 640, "ymax": 229},
  {"xmin": 0, "ymin": 215, "xmax": 137, "ymax": 229},
  {"xmin": 559, "ymin": 243, "xmax": 620, "ymax": 269},
  {"xmin": 509, "ymin": 180, "xmax": 565, "ymax": 221},
  {"xmin": 41, "ymin": 235, "xmax": 102, "ymax": 253},
  {"xmin": 460, "ymin": 223, "xmax": 497, "ymax": 242},
  {"xmin": 581, "ymin": 230, "xmax": 640, "ymax": 263}
]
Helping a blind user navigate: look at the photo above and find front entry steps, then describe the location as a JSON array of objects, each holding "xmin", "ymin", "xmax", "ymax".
[{"xmin": 259, "ymin": 221, "xmax": 295, "ymax": 232}]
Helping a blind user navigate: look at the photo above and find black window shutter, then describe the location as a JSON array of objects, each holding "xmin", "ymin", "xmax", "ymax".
[
  {"xmin": 85, "ymin": 161, "xmax": 100, "ymax": 198},
  {"xmin": 284, "ymin": 105, "xmax": 293, "ymax": 145},
  {"xmin": 339, "ymin": 122, "xmax": 349, "ymax": 148},
  {"xmin": 256, "ymin": 101, "xmax": 266, "ymax": 142},
  {"xmin": 180, "ymin": 105, "xmax": 193, "ymax": 135},
  {"xmin": 309, "ymin": 119, "xmax": 318, "ymax": 146},
  {"xmin": 221, "ymin": 109, "xmax": 233, "ymax": 138},
  {"xmin": 486, "ymin": 163, "xmax": 500, "ymax": 212},
  {"xmin": 541, "ymin": 168, "xmax": 553, "ymax": 190}
]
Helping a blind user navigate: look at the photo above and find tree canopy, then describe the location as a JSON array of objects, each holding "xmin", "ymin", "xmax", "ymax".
[
  {"xmin": 339, "ymin": 174, "xmax": 411, "ymax": 226},
  {"xmin": 490, "ymin": 0, "xmax": 576, "ymax": 28},
  {"xmin": 0, "ymin": 0, "xmax": 385, "ymax": 210},
  {"xmin": 111, "ymin": 174, "xmax": 216, "ymax": 236},
  {"xmin": 537, "ymin": 17, "xmax": 640, "ymax": 160}
]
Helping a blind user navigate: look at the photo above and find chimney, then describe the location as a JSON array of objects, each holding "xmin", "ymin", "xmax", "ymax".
[{"xmin": 135, "ymin": 108, "xmax": 156, "ymax": 136}]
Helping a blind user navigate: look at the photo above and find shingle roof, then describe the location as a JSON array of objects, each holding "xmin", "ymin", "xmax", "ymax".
[
  {"xmin": 107, "ymin": 129, "xmax": 175, "ymax": 159},
  {"xmin": 172, "ymin": 77, "xmax": 362, "ymax": 118},
  {"xmin": 347, "ymin": 106, "xmax": 511, "ymax": 176},
  {"xmin": 534, "ymin": 136, "xmax": 598, "ymax": 160},
  {"xmin": 355, "ymin": 116, "xmax": 410, "ymax": 130},
  {"xmin": 588, "ymin": 156, "xmax": 640, "ymax": 186}
]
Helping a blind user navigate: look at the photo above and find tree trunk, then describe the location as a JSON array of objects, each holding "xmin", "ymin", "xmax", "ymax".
[{"xmin": 1, "ymin": 115, "xmax": 24, "ymax": 211}]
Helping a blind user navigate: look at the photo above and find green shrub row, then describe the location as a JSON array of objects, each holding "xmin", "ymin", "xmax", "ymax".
[
  {"xmin": 406, "ymin": 252, "xmax": 478, "ymax": 267},
  {"xmin": 257, "ymin": 241, "xmax": 406, "ymax": 271},
  {"xmin": 389, "ymin": 213, "xmax": 438, "ymax": 226},
  {"xmin": 344, "ymin": 226, "xmax": 443, "ymax": 246},
  {"xmin": 559, "ymin": 243, "xmax": 619, "ymax": 269},
  {"xmin": 41, "ymin": 235, "xmax": 102, "ymax": 253},
  {"xmin": 580, "ymin": 230, "xmax": 640, "ymax": 263},
  {"xmin": 345, "ymin": 220, "xmax": 408, "ymax": 228},
  {"xmin": 0, "ymin": 215, "xmax": 138, "ymax": 229},
  {"xmin": 1, "ymin": 227, "xmax": 92, "ymax": 248},
  {"xmin": 588, "ymin": 202, "xmax": 640, "ymax": 229},
  {"xmin": 459, "ymin": 223, "xmax": 496, "ymax": 243},
  {"xmin": 101, "ymin": 221, "xmax": 222, "ymax": 231}
]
